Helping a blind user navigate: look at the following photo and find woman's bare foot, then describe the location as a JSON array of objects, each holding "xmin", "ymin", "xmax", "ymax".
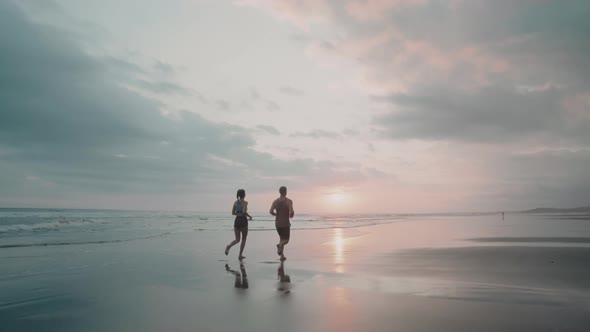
[
  {"xmin": 225, "ymin": 246, "xmax": 230, "ymax": 256},
  {"xmin": 280, "ymin": 255, "xmax": 286, "ymax": 261},
  {"xmin": 276, "ymin": 244, "xmax": 282, "ymax": 256}
]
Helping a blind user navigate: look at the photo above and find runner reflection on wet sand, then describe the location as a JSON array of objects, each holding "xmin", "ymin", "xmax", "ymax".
[
  {"xmin": 277, "ymin": 261, "xmax": 291, "ymax": 295},
  {"xmin": 225, "ymin": 263, "xmax": 249, "ymax": 289}
]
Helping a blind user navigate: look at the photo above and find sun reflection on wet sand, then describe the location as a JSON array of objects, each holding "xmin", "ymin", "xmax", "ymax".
[{"xmin": 333, "ymin": 228, "xmax": 345, "ymax": 273}]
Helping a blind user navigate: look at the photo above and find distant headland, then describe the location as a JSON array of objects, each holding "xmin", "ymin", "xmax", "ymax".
[{"xmin": 521, "ymin": 206, "xmax": 590, "ymax": 214}]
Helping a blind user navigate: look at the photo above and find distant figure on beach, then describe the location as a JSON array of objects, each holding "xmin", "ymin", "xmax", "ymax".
[
  {"xmin": 225, "ymin": 189, "xmax": 252, "ymax": 260},
  {"xmin": 502, "ymin": 211, "xmax": 505, "ymax": 220},
  {"xmin": 270, "ymin": 186, "xmax": 294, "ymax": 261}
]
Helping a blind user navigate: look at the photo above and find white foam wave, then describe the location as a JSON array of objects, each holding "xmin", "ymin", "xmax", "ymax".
[{"xmin": 0, "ymin": 218, "xmax": 99, "ymax": 233}]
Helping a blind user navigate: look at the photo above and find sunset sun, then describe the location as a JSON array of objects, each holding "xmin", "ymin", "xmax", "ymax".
[{"xmin": 326, "ymin": 192, "xmax": 349, "ymax": 205}]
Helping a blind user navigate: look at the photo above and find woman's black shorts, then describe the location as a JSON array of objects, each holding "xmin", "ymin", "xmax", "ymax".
[{"xmin": 234, "ymin": 216, "xmax": 248, "ymax": 229}]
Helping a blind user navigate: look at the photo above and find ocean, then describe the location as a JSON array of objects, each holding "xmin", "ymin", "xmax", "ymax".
[
  {"xmin": 0, "ymin": 208, "xmax": 433, "ymax": 249},
  {"xmin": 2, "ymin": 208, "xmax": 590, "ymax": 331},
  {"xmin": 2, "ymin": 208, "xmax": 588, "ymax": 249}
]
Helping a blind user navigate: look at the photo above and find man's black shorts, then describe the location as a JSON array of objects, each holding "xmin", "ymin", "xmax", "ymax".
[{"xmin": 276, "ymin": 226, "xmax": 290, "ymax": 240}]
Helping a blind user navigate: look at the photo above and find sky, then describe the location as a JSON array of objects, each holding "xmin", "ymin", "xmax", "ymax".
[{"xmin": 1, "ymin": 0, "xmax": 589, "ymax": 213}]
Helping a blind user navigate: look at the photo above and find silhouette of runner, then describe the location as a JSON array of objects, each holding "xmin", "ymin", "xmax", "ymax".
[{"xmin": 270, "ymin": 186, "xmax": 294, "ymax": 261}]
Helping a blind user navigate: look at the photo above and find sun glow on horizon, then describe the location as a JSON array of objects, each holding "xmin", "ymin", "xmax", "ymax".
[
  {"xmin": 325, "ymin": 190, "xmax": 351, "ymax": 206},
  {"xmin": 319, "ymin": 189, "xmax": 356, "ymax": 213},
  {"xmin": 329, "ymin": 193, "xmax": 346, "ymax": 203}
]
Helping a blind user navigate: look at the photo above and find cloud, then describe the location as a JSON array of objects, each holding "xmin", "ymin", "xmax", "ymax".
[
  {"xmin": 246, "ymin": 0, "xmax": 590, "ymax": 146},
  {"xmin": 493, "ymin": 148, "xmax": 590, "ymax": 208},
  {"xmin": 280, "ymin": 85, "xmax": 305, "ymax": 96},
  {"xmin": 249, "ymin": 87, "xmax": 260, "ymax": 100},
  {"xmin": 256, "ymin": 125, "xmax": 281, "ymax": 135},
  {"xmin": 265, "ymin": 100, "xmax": 280, "ymax": 111},
  {"xmin": 373, "ymin": 84, "xmax": 590, "ymax": 143},
  {"xmin": 242, "ymin": 87, "xmax": 280, "ymax": 112},
  {"xmin": 345, "ymin": 0, "xmax": 428, "ymax": 22},
  {"xmin": 215, "ymin": 99, "xmax": 231, "ymax": 111},
  {"xmin": 236, "ymin": 0, "xmax": 334, "ymax": 28},
  {"xmin": 0, "ymin": 1, "xmax": 359, "ymax": 209},
  {"xmin": 342, "ymin": 129, "xmax": 360, "ymax": 136},
  {"xmin": 153, "ymin": 60, "xmax": 175, "ymax": 74},
  {"xmin": 132, "ymin": 79, "xmax": 194, "ymax": 96},
  {"xmin": 238, "ymin": 0, "xmax": 590, "ymax": 210},
  {"xmin": 290, "ymin": 129, "xmax": 341, "ymax": 139}
]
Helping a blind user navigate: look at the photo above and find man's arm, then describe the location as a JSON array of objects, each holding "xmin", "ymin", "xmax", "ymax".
[
  {"xmin": 289, "ymin": 200, "xmax": 294, "ymax": 218},
  {"xmin": 269, "ymin": 200, "xmax": 276, "ymax": 216}
]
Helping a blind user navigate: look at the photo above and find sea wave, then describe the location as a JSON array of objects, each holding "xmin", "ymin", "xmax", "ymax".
[{"xmin": 0, "ymin": 218, "xmax": 100, "ymax": 233}]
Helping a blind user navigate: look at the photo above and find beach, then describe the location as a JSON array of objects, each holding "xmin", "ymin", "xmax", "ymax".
[{"xmin": 1, "ymin": 211, "xmax": 590, "ymax": 331}]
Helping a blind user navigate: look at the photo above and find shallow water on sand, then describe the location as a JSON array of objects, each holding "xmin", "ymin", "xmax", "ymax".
[{"xmin": 1, "ymin": 210, "xmax": 590, "ymax": 331}]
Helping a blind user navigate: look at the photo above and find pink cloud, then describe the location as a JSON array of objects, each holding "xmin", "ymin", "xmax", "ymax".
[
  {"xmin": 306, "ymin": 30, "xmax": 510, "ymax": 93},
  {"xmin": 236, "ymin": 1, "xmax": 525, "ymax": 95},
  {"xmin": 235, "ymin": 0, "xmax": 333, "ymax": 28},
  {"xmin": 346, "ymin": 0, "xmax": 428, "ymax": 21}
]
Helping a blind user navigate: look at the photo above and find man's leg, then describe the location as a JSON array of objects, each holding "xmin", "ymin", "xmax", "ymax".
[
  {"xmin": 278, "ymin": 227, "xmax": 290, "ymax": 260},
  {"xmin": 276, "ymin": 227, "xmax": 284, "ymax": 255}
]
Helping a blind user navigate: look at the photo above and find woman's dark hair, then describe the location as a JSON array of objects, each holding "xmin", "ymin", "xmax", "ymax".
[{"xmin": 236, "ymin": 189, "xmax": 246, "ymax": 199}]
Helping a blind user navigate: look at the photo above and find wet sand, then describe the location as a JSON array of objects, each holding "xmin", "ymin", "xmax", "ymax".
[{"xmin": 1, "ymin": 216, "xmax": 590, "ymax": 331}]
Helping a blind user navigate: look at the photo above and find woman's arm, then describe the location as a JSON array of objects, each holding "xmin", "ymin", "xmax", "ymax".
[{"xmin": 244, "ymin": 201, "xmax": 252, "ymax": 220}]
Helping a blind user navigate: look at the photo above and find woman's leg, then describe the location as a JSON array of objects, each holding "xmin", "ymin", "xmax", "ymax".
[
  {"xmin": 238, "ymin": 228, "xmax": 248, "ymax": 259},
  {"xmin": 225, "ymin": 228, "xmax": 241, "ymax": 255}
]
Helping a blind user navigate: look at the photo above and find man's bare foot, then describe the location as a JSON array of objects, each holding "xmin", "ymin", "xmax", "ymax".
[
  {"xmin": 239, "ymin": 255, "xmax": 246, "ymax": 260},
  {"xmin": 276, "ymin": 244, "xmax": 282, "ymax": 256},
  {"xmin": 225, "ymin": 246, "xmax": 230, "ymax": 255},
  {"xmin": 280, "ymin": 255, "xmax": 286, "ymax": 261}
]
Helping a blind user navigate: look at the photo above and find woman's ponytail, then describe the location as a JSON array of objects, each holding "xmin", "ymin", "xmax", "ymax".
[{"xmin": 236, "ymin": 189, "xmax": 246, "ymax": 200}]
